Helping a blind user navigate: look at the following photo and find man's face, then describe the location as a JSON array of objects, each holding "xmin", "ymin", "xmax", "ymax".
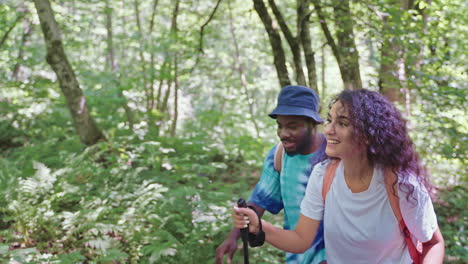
[{"xmin": 276, "ymin": 115, "xmax": 315, "ymax": 155}]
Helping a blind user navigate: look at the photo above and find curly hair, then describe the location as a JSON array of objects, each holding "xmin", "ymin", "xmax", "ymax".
[{"xmin": 330, "ymin": 89, "xmax": 431, "ymax": 200}]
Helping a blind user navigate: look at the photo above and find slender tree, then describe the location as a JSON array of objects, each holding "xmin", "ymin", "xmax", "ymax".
[
  {"xmin": 332, "ymin": 0, "xmax": 362, "ymax": 90},
  {"xmin": 104, "ymin": 0, "xmax": 135, "ymax": 130},
  {"xmin": 151, "ymin": 0, "xmax": 181, "ymax": 137},
  {"xmin": 12, "ymin": 15, "xmax": 32, "ymax": 80},
  {"xmin": 255, "ymin": 0, "xmax": 319, "ymax": 91},
  {"xmin": 134, "ymin": 0, "xmax": 159, "ymax": 135},
  {"xmin": 298, "ymin": 0, "xmax": 319, "ymax": 92},
  {"xmin": 134, "ymin": 0, "xmax": 148, "ymax": 101},
  {"xmin": 268, "ymin": 0, "xmax": 306, "ymax": 86},
  {"xmin": 252, "ymin": 0, "xmax": 291, "ymax": 88},
  {"xmin": 170, "ymin": 54, "xmax": 179, "ymax": 137},
  {"xmin": 376, "ymin": 0, "xmax": 415, "ymax": 113},
  {"xmin": 33, "ymin": 0, "xmax": 105, "ymax": 145},
  {"xmin": 378, "ymin": 14, "xmax": 406, "ymax": 103},
  {"xmin": 228, "ymin": 0, "xmax": 260, "ymax": 137},
  {"xmin": 312, "ymin": 0, "xmax": 362, "ymax": 90},
  {"xmin": 148, "ymin": 0, "xmax": 161, "ymax": 111},
  {"xmin": 320, "ymin": 45, "xmax": 326, "ymax": 98}
]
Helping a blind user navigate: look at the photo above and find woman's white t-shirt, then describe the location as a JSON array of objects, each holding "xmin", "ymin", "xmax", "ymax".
[{"xmin": 300, "ymin": 160, "xmax": 438, "ymax": 264}]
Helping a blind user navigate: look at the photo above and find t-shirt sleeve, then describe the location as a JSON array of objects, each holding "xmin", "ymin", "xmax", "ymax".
[
  {"xmin": 399, "ymin": 177, "xmax": 438, "ymax": 243},
  {"xmin": 248, "ymin": 146, "xmax": 283, "ymax": 214},
  {"xmin": 300, "ymin": 160, "xmax": 329, "ymax": 220}
]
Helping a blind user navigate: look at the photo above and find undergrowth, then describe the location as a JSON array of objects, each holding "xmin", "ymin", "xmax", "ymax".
[{"xmin": 0, "ymin": 132, "xmax": 286, "ymax": 263}]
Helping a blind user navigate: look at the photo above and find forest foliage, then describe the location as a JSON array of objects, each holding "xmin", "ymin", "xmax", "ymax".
[{"xmin": 0, "ymin": 0, "xmax": 466, "ymax": 263}]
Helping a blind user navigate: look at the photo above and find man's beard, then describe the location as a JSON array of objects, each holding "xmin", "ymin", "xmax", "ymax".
[{"xmin": 286, "ymin": 127, "xmax": 314, "ymax": 155}]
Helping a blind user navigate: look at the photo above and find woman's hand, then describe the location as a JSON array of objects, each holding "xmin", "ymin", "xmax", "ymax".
[{"xmin": 232, "ymin": 206, "xmax": 260, "ymax": 233}]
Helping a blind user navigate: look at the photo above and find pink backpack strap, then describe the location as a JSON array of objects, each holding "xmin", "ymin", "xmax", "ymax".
[
  {"xmin": 384, "ymin": 170, "xmax": 422, "ymax": 264},
  {"xmin": 273, "ymin": 142, "xmax": 284, "ymax": 173},
  {"xmin": 322, "ymin": 159, "xmax": 340, "ymax": 202}
]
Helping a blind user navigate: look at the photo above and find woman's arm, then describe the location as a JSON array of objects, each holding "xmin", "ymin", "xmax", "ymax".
[
  {"xmin": 233, "ymin": 207, "xmax": 320, "ymax": 253},
  {"xmin": 421, "ymin": 227, "xmax": 444, "ymax": 264}
]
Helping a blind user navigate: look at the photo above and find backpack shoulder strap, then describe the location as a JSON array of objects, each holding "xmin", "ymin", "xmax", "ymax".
[
  {"xmin": 384, "ymin": 170, "xmax": 403, "ymax": 222},
  {"xmin": 273, "ymin": 142, "xmax": 284, "ymax": 173},
  {"xmin": 322, "ymin": 159, "xmax": 340, "ymax": 202},
  {"xmin": 384, "ymin": 169, "xmax": 422, "ymax": 264}
]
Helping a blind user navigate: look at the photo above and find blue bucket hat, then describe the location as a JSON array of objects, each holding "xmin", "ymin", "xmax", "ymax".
[{"xmin": 269, "ymin": 85, "xmax": 323, "ymax": 123}]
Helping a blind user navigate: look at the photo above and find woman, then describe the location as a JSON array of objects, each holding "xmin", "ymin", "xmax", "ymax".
[{"xmin": 233, "ymin": 89, "xmax": 445, "ymax": 263}]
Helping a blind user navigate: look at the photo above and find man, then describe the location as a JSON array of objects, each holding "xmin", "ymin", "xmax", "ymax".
[{"xmin": 215, "ymin": 85, "xmax": 327, "ymax": 264}]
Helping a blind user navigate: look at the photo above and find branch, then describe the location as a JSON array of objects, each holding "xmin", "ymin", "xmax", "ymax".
[
  {"xmin": 253, "ymin": 0, "xmax": 290, "ymax": 87},
  {"xmin": 298, "ymin": 0, "xmax": 318, "ymax": 90},
  {"xmin": 311, "ymin": 0, "xmax": 340, "ymax": 64},
  {"xmin": 0, "ymin": 14, "xmax": 25, "ymax": 49},
  {"xmin": 148, "ymin": 0, "xmax": 160, "ymax": 34},
  {"xmin": 268, "ymin": 0, "xmax": 305, "ymax": 85},
  {"xmin": 198, "ymin": 0, "xmax": 223, "ymax": 54},
  {"xmin": 190, "ymin": 0, "xmax": 223, "ymax": 71},
  {"xmin": 268, "ymin": 0, "xmax": 295, "ymax": 47}
]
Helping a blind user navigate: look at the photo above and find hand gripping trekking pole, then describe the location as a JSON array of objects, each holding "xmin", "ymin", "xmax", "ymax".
[{"xmin": 237, "ymin": 198, "xmax": 249, "ymax": 264}]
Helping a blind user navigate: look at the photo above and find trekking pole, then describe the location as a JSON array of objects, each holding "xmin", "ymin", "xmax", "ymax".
[{"xmin": 237, "ymin": 198, "xmax": 249, "ymax": 264}]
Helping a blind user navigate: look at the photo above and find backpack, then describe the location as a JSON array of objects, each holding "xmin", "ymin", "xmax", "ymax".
[
  {"xmin": 322, "ymin": 160, "xmax": 422, "ymax": 264},
  {"xmin": 273, "ymin": 135, "xmax": 325, "ymax": 173},
  {"xmin": 273, "ymin": 142, "xmax": 285, "ymax": 173}
]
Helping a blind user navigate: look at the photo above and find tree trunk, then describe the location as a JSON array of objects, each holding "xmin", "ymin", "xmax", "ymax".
[
  {"xmin": 12, "ymin": 16, "xmax": 33, "ymax": 80},
  {"xmin": 135, "ymin": 0, "xmax": 159, "ymax": 135},
  {"xmin": 105, "ymin": 0, "xmax": 135, "ymax": 130},
  {"xmin": 156, "ymin": 64, "xmax": 166, "ymax": 111},
  {"xmin": 320, "ymin": 44, "xmax": 326, "ymax": 99},
  {"xmin": 148, "ymin": 0, "xmax": 160, "ymax": 110},
  {"xmin": 133, "ymin": 0, "xmax": 148, "ymax": 105},
  {"xmin": 105, "ymin": 0, "xmax": 117, "ymax": 72},
  {"xmin": 170, "ymin": 55, "xmax": 179, "ymax": 137},
  {"xmin": 297, "ymin": 0, "xmax": 318, "ymax": 92},
  {"xmin": 378, "ymin": 0, "xmax": 408, "ymax": 104},
  {"xmin": 333, "ymin": 0, "xmax": 362, "ymax": 90},
  {"xmin": 413, "ymin": 0, "xmax": 430, "ymax": 81},
  {"xmin": 228, "ymin": 0, "xmax": 261, "ymax": 137},
  {"xmin": 312, "ymin": 0, "xmax": 343, "ymax": 87},
  {"xmin": 33, "ymin": 0, "xmax": 105, "ymax": 145},
  {"xmin": 161, "ymin": 79, "xmax": 172, "ymax": 114},
  {"xmin": 268, "ymin": 0, "xmax": 306, "ymax": 86},
  {"xmin": 253, "ymin": 0, "xmax": 290, "ymax": 88},
  {"xmin": 168, "ymin": 0, "xmax": 180, "ymax": 136},
  {"xmin": 146, "ymin": 0, "xmax": 161, "ymax": 136},
  {"xmin": 312, "ymin": 0, "xmax": 362, "ymax": 90},
  {"xmin": 378, "ymin": 33, "xmax": 405, "ymax": 102},
  {"xmin": 148, "ymin": 0, "xmax": 160, "ymax": 34},
  {"xmin": 152, "ymin": 0, "xmax": 180, "ymax": 136}
]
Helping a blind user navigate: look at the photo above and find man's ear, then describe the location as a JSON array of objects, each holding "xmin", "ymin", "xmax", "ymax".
[{"xmin": 306, "ymin": 119, "xmax": 318, "ymax": 130}]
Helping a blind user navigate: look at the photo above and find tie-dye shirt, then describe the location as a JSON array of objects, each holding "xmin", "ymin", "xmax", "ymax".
[{"xmin": 249, "ymin": 135, "xmax": 327, "ymax": 264}]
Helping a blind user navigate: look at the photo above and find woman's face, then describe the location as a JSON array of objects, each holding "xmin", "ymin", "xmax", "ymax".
[{"xmin": 324, "ymin": 101, "xmax": 365, "ymax": 159}]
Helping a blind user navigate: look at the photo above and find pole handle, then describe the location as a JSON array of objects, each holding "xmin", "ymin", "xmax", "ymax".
[
  {"xmin": 237, "ymin": 198, "xmax": 249, "ymax": 264},
  {"xmin": 237, "ymin": 198, "xmax": 249, "ymax": 237}
]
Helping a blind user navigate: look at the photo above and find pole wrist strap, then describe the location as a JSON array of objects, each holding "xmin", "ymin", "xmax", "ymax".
[{"xmin": 247, "ymin": 205, "xmax": 265, "ymax": 247}]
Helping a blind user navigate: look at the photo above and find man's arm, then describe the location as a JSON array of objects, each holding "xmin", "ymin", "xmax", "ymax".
[
  {"xmin": 421, "ymin": 227, "xmax": 444, "ymax": 264},
  {"xmin": 246, "ymin": 202, "xmax": 265, "ymax": 218},
  {"xmin": 214, "ymin": 228, "xmax": 240, "ymax": 264},
  {"xmin": 215, "ymin": 204, "xmax": 265, "ymax": 264}
]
